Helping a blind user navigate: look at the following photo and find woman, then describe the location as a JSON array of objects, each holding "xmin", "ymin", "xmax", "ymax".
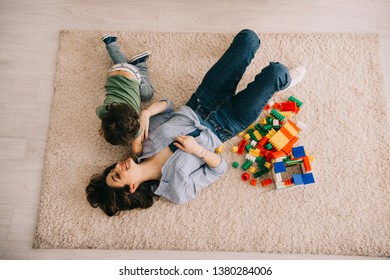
[{"xmin": 87, "ymin": 29, "xmax": 306, "ymax": 216}]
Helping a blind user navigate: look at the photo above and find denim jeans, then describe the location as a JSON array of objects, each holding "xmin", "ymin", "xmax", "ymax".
[
  {"xmin": 186, "ymin": 29, "xmax": 292, "ymax": 142},
  {"xmin": 105, "ymin": 43, "xmax": 154, "ymax": 102}
]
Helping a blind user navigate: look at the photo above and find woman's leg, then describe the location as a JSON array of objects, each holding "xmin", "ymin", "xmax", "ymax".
[
  {"xmin": 211, "ymin": 62, "xmax": 291, "ymax": 141},
  {"xmin": 186, "ymin": 29, "xmax": 260, "ymax": 115}
]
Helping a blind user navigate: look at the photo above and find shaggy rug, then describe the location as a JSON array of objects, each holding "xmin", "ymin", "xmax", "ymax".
[{"xmin": 34, "ymin": 30, "xmax": 390, "ymax": 257}]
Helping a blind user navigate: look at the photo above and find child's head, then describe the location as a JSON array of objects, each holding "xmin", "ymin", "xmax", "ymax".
[{"xmin": 101, "ymin": 103, "xmax": 140, "ymax": 146}]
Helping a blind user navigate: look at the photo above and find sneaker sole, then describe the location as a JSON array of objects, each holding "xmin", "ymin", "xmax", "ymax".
[
  {"xmin": 101, "ymin": 33, "xmax": 116, "ymax": 40},
  {"xmin": 129, "ymin": 51, "xmax": 151, "ymax": 63}
]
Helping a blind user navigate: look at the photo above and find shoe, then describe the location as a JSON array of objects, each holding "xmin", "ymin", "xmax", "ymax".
[
  {"xmin": 129, "ymin": 51, "xmax": 151, "ymax": 65},
  {"xmin": 281, "ymin": 65, "xmax": 306, "ymax": 92},
  {"xmin": 101, "ymin": 33, "xmax": 117, "ymax": 45}
]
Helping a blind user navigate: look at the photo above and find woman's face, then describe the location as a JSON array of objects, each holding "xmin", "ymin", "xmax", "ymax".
[{"xmin": 106, "ymin": 158, "xmax": 138, "ymax": 191}]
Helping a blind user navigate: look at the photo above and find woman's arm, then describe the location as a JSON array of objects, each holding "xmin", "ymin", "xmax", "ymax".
[{"xmin": 173, "ymin": 135, "xmax": 222, "ymax": 168}]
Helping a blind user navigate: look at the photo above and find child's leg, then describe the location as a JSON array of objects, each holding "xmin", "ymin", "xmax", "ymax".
[
  {"xmin": 135, "ymin": 62, "xmax": 154, "ymax": 102},
  {"xmin": 105, "ymin": 42, "xmax": 129, "ymax": 64},
  {"xmin": 186, "ymin": 29, "xmax": 260, "ymax": 114},
  {"xmin": 211, "ymin": 62, "xmax": 291, "ymax": 141}
]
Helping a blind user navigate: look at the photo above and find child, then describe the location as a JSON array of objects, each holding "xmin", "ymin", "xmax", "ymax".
[{"xmin": 96, "ymin": 33, "xmax": 157, "ymax": 155}]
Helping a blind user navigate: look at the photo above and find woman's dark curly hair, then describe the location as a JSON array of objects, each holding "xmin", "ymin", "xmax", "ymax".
[
  {"xmin": 101, "ymin": 103, "xmax": 140, "ymax": 146},
  {"xmin": 86, "ymin": 163, "xmax": 158, "ymax": 216}
]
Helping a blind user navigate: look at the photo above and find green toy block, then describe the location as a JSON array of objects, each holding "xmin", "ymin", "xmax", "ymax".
[
  {"xmin": 270, "ymin": 109, "xmax": 285, "ymax": 121},
  {"xmin": 242, "ymin": 160, "xmax": 253, "ymax": 170},
  {"xmin": 232, "ymin": 162, "xmax": 239, "ymax": 168},
  {"xmin": 248, "ymin": 129, "xmax": 260, "ymax": 141},
  {"xmin": 254, "ymin": 167, "xmax": 269, "ymax": 178},
  {"xmin": 288, "ymin": 95, "xmax": 303, "ymax": 108}
]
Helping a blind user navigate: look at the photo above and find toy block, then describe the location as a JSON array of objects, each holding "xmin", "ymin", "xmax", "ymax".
[
  {"xmin": 237, "ymin": 139, "xmax": 247, "ymax": 154},
  {"xmin": 245, "ymin": 154, "xmax": 257, "ymax": 162},
  {"xmin": 272, "ymin": 119, "xmax": 280, "ymax": 126},
  {"xmin": 248, "ymin": 129, "xmax": 260, "ymax": 141},
  {"xmin": 232, "ymin": 162, "xmax": 239, "ymax": 168},
  {"xmin": 260, "ymin": 178, "xmax": 273, "ymax": 187},
  {"xmin": 301, "ymin": 173, "xmax": 315, "ymax": 185},
  {"xmin": 284, "ymin": 178, "xmax": 294, "ymax": 187},
  {"xmin": 254, "ymin": 167, "xmax": 269, "ymax": 178},
  {"xmin": 273, "ymin": 162, "xmax": 286, "ymax": 173},
  {"xmin": 245, "ymin": 144, "xmax": 252, "ymax": 152},
  {"xmin": 242, "ymin": 160, "xmax": 253, "ymax": 170},
  {"xmin": 280, "ymin": 101, "xmax": 297, "ymax": 112},
  {"xmin": 241, "ymin": 172, "xmax": 250, "ymax": 181},
  {"xmin": 270, "ymin": 109, "xmax": 285, "ymax": 121},
  {"xmin": 283, "ymin": 120, "xmax": 300, "ymax": 136},
  {"xmin": 292, "ymin": 146, "xmax": 306, "ymax": 158},
  {"xmin": 288, "ymin": 95, "xmax": 303, "ymax": 107},
  {"xmin": 250, "ymin": 140, "xmax": 257, "ymax": 147},
  {"xmin": 269, "ymin": 131, "xmax": 290, "ymax": 151},
  {"xmin": 263, "ymin": 104, "xmax": 271, "ymax": 111},
  {"xmin": 308, "ymin": 155, "xmax": 315, "ymax": 162},
  {"xmin": 232, "ymin": 146, "xmax": 238, "ymax": 153},
  {"xmin": 243, "ymin": 133, "xmax": 251, "ymax": 140},
  {"xmin": 215, "ymin": 144, "xmax": 224, "ymax": 154},
  {"xmin": 264, "ymin": 162, "xmax": 272, "ymax": 169},
  {"xmin": 250, "ymin": 179, "xmax": 257, "ymax": 186},
  {"xmin": 292, "ymin": 174, "xmax": 304, "ymax": 185},
  {"xmin": 271, "ymin": 150, "xmax": 286, "ymax": 160},
  {"xmin": 256, "ymin": 156, "xmax": 266, "ymax": 165},
  {"xmin": 266, "ymin": 117, "xmax": 274, "ymax": 125},
  {"xmin": 253, "ymin": 130, "xmax": 262, "ymax": 141},
  {"xmin": 260, "ymin": 118, "xmax": 267, "ymax": 125},
  {"xmin": 279, "ymin": 111, "xmax": 292, "ymax": 118},
  {"xmin": 237, "ymin": 131, "xmax": 245, "ymax": 137},
  {"xmin": 273, "ymin": 102, "xmax": 281, "ymax": 110},
  {"xmin": 249, "ymin": 148, "xmax": 260, "ymax": 157},
  {"xmin": 302, "ymin": 156, "xmax": 312, "ymax": 172},
  {"xmin": 248, "ymin": 166, "xmax": 256, "ymax": 173},
  {"xmin": 266, "ymin": 128, "xmax": 277, "ymax": 139},
  {"xmin": 265, "ymin": 143, "xmax": 273, "ymax": 150}
]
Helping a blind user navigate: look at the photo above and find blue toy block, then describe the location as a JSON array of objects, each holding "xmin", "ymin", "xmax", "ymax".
[
  {"xmin": 292, "ymin": 174, "xmax": 304, "ymax": 185},
  {"xmin": 273, "ymin": 162, "xmax": 286, "ymax": 173},
  {"xmin": 301, "ymin": 173, "xmax": 315, "ymax": 185},
  {"xmin": 292, "ymin": 146, "xmax": 306, "ymax": 158}
]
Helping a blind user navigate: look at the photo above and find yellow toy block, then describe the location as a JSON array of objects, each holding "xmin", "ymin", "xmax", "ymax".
[
  {"xmin": 215, "ymin": 144, "xmax": 225, "ymax": 154},
  {"xmin": 269, "ymin": 131, "xmax": 290, "ymax": 151},
  {"xmin": 248, "ymin": 148, "xmax": 260, "ymax": 157},
  {"xmin": 284, "ymin": 120, "xmax": 300, "ymax": 136},
  {"xmin": 266, "ymin": 128, "xmax": 277, "ymax": 139},
  {"xmin": 248, "ymin": 166, "xmax": 256, "ymax": 173},
  {"xmin": 253, "ymin": 130, "xmax": 262, "ymax": 141},
  {"xmin": 244, "ymin": 133, "xmax": 251, "ymax": 140},
  {"xmin": 232, "ymin": 146, "xmax": 238, "ymax": 153},
  {"xmin": 279, "ymin": 111, "xmax": 292, "ymax": 118},
  {"xmin": 238, "ymin": 131, "xmax": 245, "ymax": 137},
  {"xmin": 264, "ymin": 162, "xmax": 272, "ymax": 169},
  {"xmin": 260, "ymin": 118, "xmax": 267, "ymax": 125}
]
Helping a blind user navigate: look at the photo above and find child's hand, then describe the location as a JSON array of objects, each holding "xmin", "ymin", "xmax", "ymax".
[
  {"xmin": 139, "ymin": 110, "xmax": 152, "ymax": 141},
  {"xmin": 173, "ymin": 135, "xmax": 202, "ymax": 155}
]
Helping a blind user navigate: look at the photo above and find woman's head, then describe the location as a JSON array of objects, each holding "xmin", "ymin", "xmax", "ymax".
[
  {"xmin": 86, "ymin": 162, "xmax": 157, "ymax": 216},
  {"xmin": 101, "ymin": 103, "xmax": 140, "ymax": 146}
]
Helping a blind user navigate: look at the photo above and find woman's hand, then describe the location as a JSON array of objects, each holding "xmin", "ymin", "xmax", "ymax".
[
  {"xmin": 139, "ymin": 109, "xmax": 152, "ymax": 141},
  {"xmin": 173, "ymin": 135, "xmax": 202, "ymax": 155}
]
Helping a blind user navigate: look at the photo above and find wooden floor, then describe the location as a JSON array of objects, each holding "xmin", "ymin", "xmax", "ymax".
[{"xmin": 0, "ymin": 0, "xmax": 389, "ymax": 260}]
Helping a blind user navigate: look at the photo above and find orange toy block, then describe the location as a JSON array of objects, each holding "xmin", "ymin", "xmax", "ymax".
[{"xmin": 261, "ymin": 178, "xmax": 273, "ymax": 187}]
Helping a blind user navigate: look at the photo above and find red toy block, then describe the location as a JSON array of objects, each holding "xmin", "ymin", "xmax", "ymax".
[
  {"xmin": 260, "ymin": 178, "xmax": 273, "ymax": 187},
  {"xmin": 284, "ymin": 178, "xmax": 294, "ymax": 187},
  {"xmin": 250, "ymin": 179, "xmax": 257, "ymax": 186},
  {"xmin": 303, "ymin": 156, "xmax": 312, "ymax": 172},
  {"xmin": 241, "ymin": 172, "xmax": 250, "ymax": 181},
  {"xmin": 257, "ymin": 136, "xmax": 269, "ymax": 148},
  {"xmin": 237, "ymin": 139, "xmax": 247, "ymax": 155},
  {"xmin": 273, "ymin": 102, "xmax": 281, "ymax": 110},
  {"xmin": 263, "ymin": 104, "xmax": 271, "ymax": 111},
  {"xmin": 280, "ymin": 101, "xmax": 297, "ymax": 112}
]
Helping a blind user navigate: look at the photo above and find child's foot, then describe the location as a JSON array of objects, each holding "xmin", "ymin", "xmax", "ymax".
[
  {"xmin": 129, "ymin": 51, "xmax": 151, "ymax": 65},
  {"xmin": 101, "ymin": 33, "xmax": 117, "ymax": 45}
]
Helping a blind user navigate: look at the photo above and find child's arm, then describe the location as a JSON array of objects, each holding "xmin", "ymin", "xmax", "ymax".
[{"xmin": 139, "ymin": 100, "xmax": 169, "ymax": 141}]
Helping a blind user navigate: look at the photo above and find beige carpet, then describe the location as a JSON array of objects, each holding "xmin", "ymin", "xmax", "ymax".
[{"xmin": 34, "ymin": 30, "xmax": 390, "ymax": 257}]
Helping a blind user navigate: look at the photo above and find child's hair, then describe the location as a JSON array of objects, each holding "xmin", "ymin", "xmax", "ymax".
[
  {"xmin": 101, "ymin": 103, "xmax": 140, "ymax": 146},
  {"xmin": 86, "ymin": 162, "xmax": 158, "ymax": 217}
]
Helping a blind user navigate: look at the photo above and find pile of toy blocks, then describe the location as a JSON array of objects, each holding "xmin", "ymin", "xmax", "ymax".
[{"xmin": 229, "ymin": 95, "xmax": 315, "ymax": 190}]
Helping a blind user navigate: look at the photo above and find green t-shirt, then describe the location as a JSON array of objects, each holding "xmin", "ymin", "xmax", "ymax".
[{"xmin": 96, "ymin": 75, "xmax": 141, "ymax": 137}]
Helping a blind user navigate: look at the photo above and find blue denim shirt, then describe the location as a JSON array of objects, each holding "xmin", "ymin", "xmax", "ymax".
[{"xmin": 138, "ymin": 99, "xmax": 227, "ymax": 204}]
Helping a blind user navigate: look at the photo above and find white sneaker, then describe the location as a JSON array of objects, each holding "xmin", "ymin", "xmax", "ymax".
[{"xmin": 279, "ymin": 65, "xmax": 306, "ymax": 93}]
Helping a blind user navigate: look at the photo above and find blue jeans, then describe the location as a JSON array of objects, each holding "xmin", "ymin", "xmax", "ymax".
[
  {"xmin": 186, "ymin": 29, "xmax": 292, "ymax": 142},
  {"xmin": 105, "ymin": 42, "xmax": 154, "ymax": 102}
]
